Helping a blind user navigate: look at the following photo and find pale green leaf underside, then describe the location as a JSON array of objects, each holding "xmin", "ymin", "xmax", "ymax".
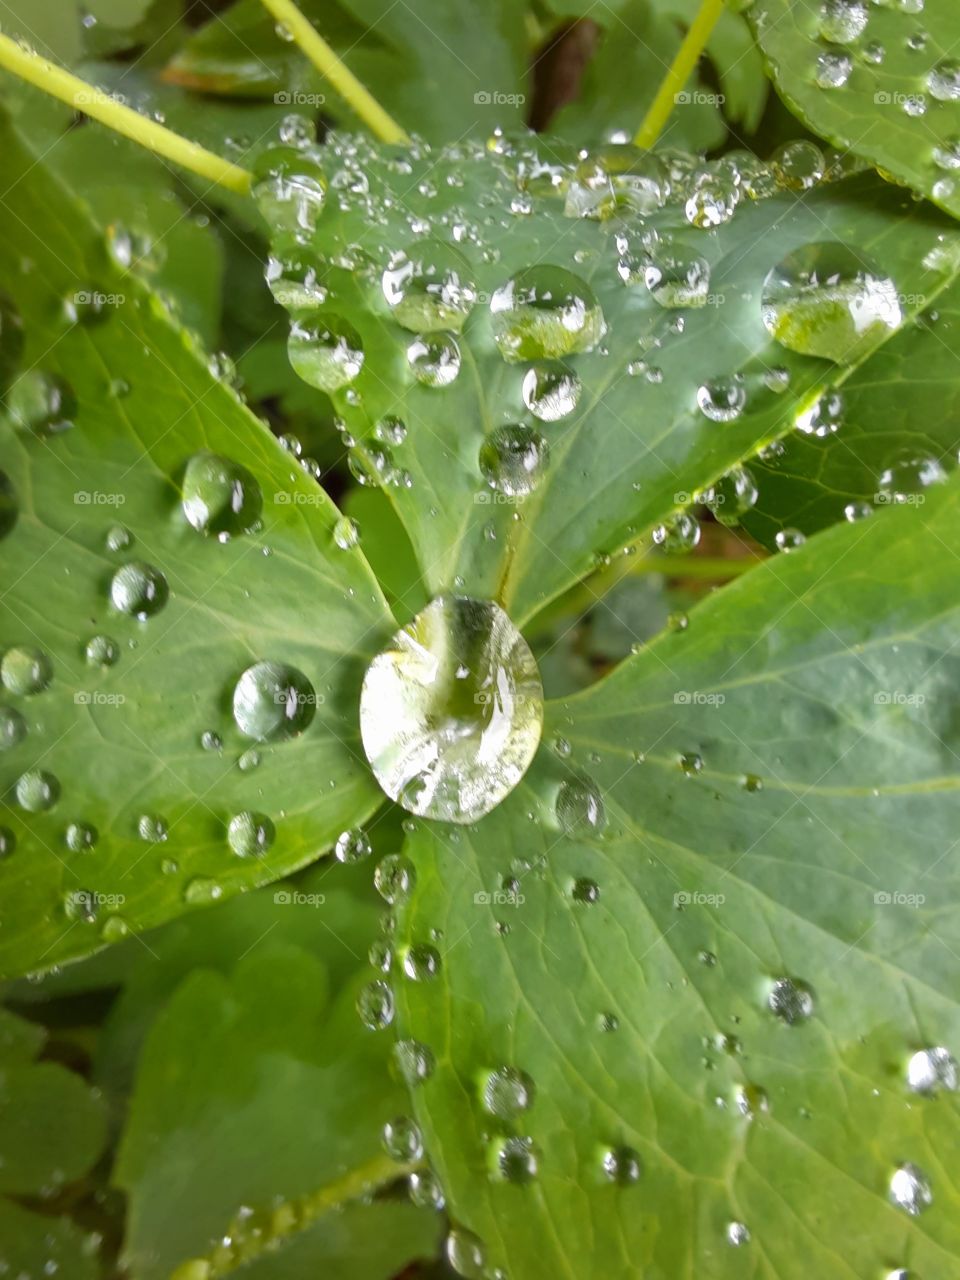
[
  {"xmin": 751, "ymin": 0, "xmax": 960, "ymax": 220},
  {"xmin": 0, "ymin": 115, "xmax": 394, "ymax": 977},
  {"xmin": 396, "ymin": 480, "xmax": 960, "ymax": 1279},
  {"xmin": 264, "ymin": 134, "xmax": 960, "ymax": 629}
]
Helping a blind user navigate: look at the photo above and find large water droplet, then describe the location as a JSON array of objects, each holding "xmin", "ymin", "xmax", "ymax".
[
  {"xmin": 1, "ymin": 646, "xmax": 52, "ymax": 696},
  {"xmin": 182, "ymin": 452, "xmax": 263, "ymax": 539},
  {"xmin": 642, "ymin": 247, "xmax": 711, "ymax": 308},
  {"xmin": 482, "ymin": 1065, "xmax": 535, "ymax": 1117},
  {"xmin": 7, "ymin": 371, "xmax": 76, "ymax": 435},
  {"xmin": 360, "ymin": 595, "xmax": 543, "ymax": 824},
  {"xmin": 110, "ymin": 562, "xmax": 169, "ymax": 620},
  {"xmin": 767, "ymin": 976, "xmax": 815, "ymax": 1024},
  {"xmin": 889, "ymin": 1162, "xmax": 932, "ymax": 1215},
  {"xmin": 382, "ymin": 241, "xmax": 477, "ymax": 332},
  {"xmin": 252, "ymin": 146, "xmax": 327, "ymax": 234},
  {"xmin": 521, "ymin": 362, "xmax": 581, "ymax": 421},
  {"xmin": 818, "ymin": 0, "xmax": 868, "ymax": 42},
  {"xmin": 906, "ymin": 1046, "xmax": 958, "ymax": 1094},
  {"xmin": 288, "ymin": 314, "xmax": 364, "ymax": 392},
  {"xmin": 490, "ymin": 267, "xmax": 604, "ymax": 361},
  {"xmin": 16, "ymin": 768, "xmax": 60, "ymax": 811},
  {"xmin": 761, "ymin": 243, "xmax": 901, "ymax": 362},
  {"xmin": 479, "ymin": 425, "xmax": 549, "ymax": 497},
  {"xmin": 232, "ymin": 660, "xmax": 317, "ymax": 741},
  {"xmin": 407, "ymin": 332, "xmax": 461, "ymax": 387}
]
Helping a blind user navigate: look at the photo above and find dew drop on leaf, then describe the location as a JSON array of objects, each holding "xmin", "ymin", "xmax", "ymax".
[
  {"xmin": 555, "ymin": 776, "xmax": 606, "ymax": 836},
  {"xmin": 600, "ymin": 1145, "xmax": 643, "ymax": 1185},
  {"xmin": 16, "ymin": 769, "xmax": 60, "ymax": 812},
  {"xmin": 232, "ymin": 660, "xmax": 317, "ymax": 742},
  {"xmin": 7, "ymin": 370, "xmax": 76, "ymax": 435},
  {"xmin": 818, "ymin": 0, "xmax": 868, "ymax": 42},
  {"xmin": 85, "ymin": 635, "xmax": 120, "ymax": 668},
  {"xmin": 64, "ymin": 822, "xmax": 98, "ymax": 853},
  {"xmin": 771, "ymin": 141, "xmax": 825, "ymax": 190},
  {"xmin": 402, "ymin": 943, "xmax": 441, "ymax": 981},
  {"xmin": 641, "ymin": 247, "xmax": 711, "ymax": 308},
  {"xmin": 374, "ymin": 853, "xmax": 415, "ymax": 904},
  {"xmin": 64, "ymin": 889, "xmax": 98, "ymax": 923},
  {"xmin": 928, "ymin": 60, "xmax": 960, "ymax": 101},
  {"xmin": 359, "ymin": 595, "xmax": 543, "ymax": 823},
  {"xmin": 382, "ymin": 1115, "xmax": 423, "ymax": 1162},
  {"xmin": 356, "ymin": 978, "xmax": 395, "ymax": 1030},
  {"xmin": 409, "ymin": 1169, "xmax": 445, "ymax": 1211},
  {"xmin": 183, "ymin": 877, "xmax": 223, "ymax": 905},
  {"xmin": 775, "ymin": 528, "xmax": 806, "ymax": 553},
  {"xmin": 0, "ymin": 827, "xmax": 15, "ymax": 858},
  {"xmin": 521, "ymin": 362, "xmax": 581, "ymax": 421},
  {"xmin": 491, "ymin": 1135, "xmax": 539, "ymax": 1183},
  {"xmin": 889, "ymin": 1162, "xmax": 933, "ymax": 1215},
  {"xmin": 227, "ymin": 811, "xmax": 275, "ymax": 857},
  {"xmin": 726, "ymin": 1221, "xmax": 751, "ymax": 1246},
  {"xmin": 252, "ymin": 146, "xmax": 327, "ymax": 234},
  {"xmin": 393, "ymin": 1037, "xmax": 435, "ymax": 1085},
  {"xmin": 653, "ymin": 513, "xmax": 701, "ymax": 554},
  {"xmin": 906, "ymin": 1046, "xmax": 958, "ymax": 1093},
  {"xmin": 479, "ymin": 425, "xmax": 548, "ymax": 497},
  {"xmin": 761, "ymin": 243, "xmax": 901, "ymax": 362},
  {"xmin": 697, "ymin": 375, "xmax": 746, "ymax": 423},
  {"xmin": 815, "ymin": 51, "xmax": 853, "ymax": 88},
  {"xmin": 406, "ymin": 332, "xmax": 461, "ymax": 387},
  {"xmin": 332, "ymin": 515, "xmax": 360, "ymax": 550},
  {"xmin": 137, "ymin": 814, "xmax": 168, "ymax": 843},
  {"xmin": 1, "ymin": 645, "xmax": 52, "ymax": 696},
  {"xmin": 481, "ymin": 1065, "xmax": 535, "ymax": 1117},
  {"xmin": 709, "ymin": 466, "xmax": 758, "ymax": 526},
  {"xmin": 445, "ymin": 1227, "xmax": 486, "ymax": 1279},
  {"xmin": 0, "ymin": 705, "xmax": 25, "ymax": 750},
  {"xmin": 490, "ymin": 267, "xmax": 605, "ymax": 362},
  {"xmin": 796, "ymin": 391, "xmax": 845, "ymax": 436},
  {"xmin": 287, "ymin": 313, "xmax": 364, "ymax": 392},
  {"xmin": 684, "ymin": 173, "xmax": 739, "ymax": 228},
  {"xmin": 876, "ymin": 451, "xmax": 947, "ymax": 503},
  {"xmin": 382, "ymin": 241, "xmax": 477, "ymax": 332},
  {"xmin": 767, "ymin": 976, "xmax": 815, "ymax": 1023},
  {"xmin": 110, "ymin": 562, "xmax": 169, "ymax": 620},
  {"xmin": 572, "ymin": 877, "xmax": 601, "ymax": 904},
  {"xmin": 105, "ymin": 524, "xmax": 133, "ymax": 553},
  {"xmin": 334, "ymin": 827, "xmax": 372, "ymax": 863},
  {"xmin": 181, "ymin": 452, "xmax": 263, "ymax": 539}
]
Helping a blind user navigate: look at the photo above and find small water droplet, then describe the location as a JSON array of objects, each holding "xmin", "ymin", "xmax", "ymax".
[
  {"xmin": 182, "ymin": 452, "xmax": 262, "ymax": 539},
  {"xmin": 110, "ymin": 562, "xmax": 169, "ymax": 620},
  {"xmin": 555, "ymin": 776, "xmax": 606, "ymax": 836},
  {"xmin": 407, "ymin": 332, "xmax": 461, "ymax": 387},
  {"xmin": 65, "ymin": 821, "xmax": 98, "ymax": 852},
  {"xmin": 332, "ymin": 515, "xmax": 360, "ymax": 550},
  {"xmin": 16, "ymin": 769, "xmax": 59, "ymax": 812},
  {"xmin": 137, "ymin": 813, "xmax": 168, "ymax": 843},
  {"xmin": 382, "ymin": 241, "xmax": 477, "ymax": 332},
  {"xmin": 374, "ymin": 853, "xmax": 415, "ymax": 904},
  {"xmin": 600, "ymin": 1145, "xmax": 642, "ymax": 1185},
  {"xmin": 775, "ymin": 528, "xmax": 806, "ymax": 553},
  {"xmin": 232, "ymin": 661, "xmax": 316, "ymax": 741},
  {"xmin": 334, "ymin": 827, "xmax": 372, "ymax": 863},
  {"xmin": 767, "ymin": 976, "xmax": 815, "ymax": 1024},
  {"xmin": 697, "ymin": 375, "xmax": 746, "ymax": 423},
  {"xmin": 85, "ymin": 635, "xmax": 120, "ymax": 668},
  {"xmin": 479, "ymin": 425, "xmax": 548, "ymax": 497},
  {"xmin": 0, "ymin": 705, "xmax": 25, "ymax": 751},
  {"xmin": 288, "ymin": 313, "xmax": 364, "ymax": 392},
  {"xmin": 727, "ymin": 1221, "xmax": 751, "ymax": 1246},
  {"xmin": 1, "ymin": 646, "xmax": 52, "ymax": 696},
  {"xmin": 906, "ymin": 1046, "xmax": 957, "ymax": 1094},
  {"xmin": 227, "ymin": 810, "xmax": 275, "ymax": 857},
  {"xmin": 357, "ymin": 978, "xmax": 395, "ymax": 1029},
  {"xmin": 482, "ymin": 1065, "xmax": 535, "ymax": 1117},
  {"xmin": 7, "ymin": 370, "xmax": 76, "ymax": 435},
  {"xmin": 521, "ymin": 362, "xmax": 581, "ymax": 421},
  {"xmin": 889, "ymin": 1162, "xmax": 932, "ymax": 1215}
]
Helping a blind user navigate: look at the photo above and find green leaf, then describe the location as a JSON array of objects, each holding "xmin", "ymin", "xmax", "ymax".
[
  {"xmin": 751, "ymin": 0, "xmax": 960, "ymax": 220},
  {"xmin": 115, "ymin": 939, "xmax": 441, "ymax": 1277},
  {"xmin": 394, "ymin": 477, "xmax": 960, "ymax": 1278},
  {"xmin": 0, "ymin": 1200, "xmax": 100, "ymax": 1280},
  {"xmin": 260, "ymin": 134, "xmax": 960, "ymax": 628},
  {"xmin": 166, "ymin": 0, "xmax": 529, "ymax": 142},
  {"xmin": 744, "ymin": 280, "xmax": 960, "ymax": 547},
  {"xmin": 0, "ymin": 113, "xmax": 394, "ymax": 977}
]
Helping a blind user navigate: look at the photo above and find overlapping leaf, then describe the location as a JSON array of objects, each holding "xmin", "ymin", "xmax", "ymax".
[
  {"xmin": 394, "ymin": 477, "xmax": 960, "ymax": 1279},
  {"xmin": 260, "ymin": 132, "xmax": 960, "ymax": 627},
  {"xmin": 751, "ymin": 0, "xmax": 960, "ymax": 220},
  {"xmin": 0, "ymin": 115, "xmax": 394, "ymax": 976}
]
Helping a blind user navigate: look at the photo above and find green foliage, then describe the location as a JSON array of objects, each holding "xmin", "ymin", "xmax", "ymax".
[{"xmin": 1, "ymin": 0, "xmax": 960, "ymax": 1276}]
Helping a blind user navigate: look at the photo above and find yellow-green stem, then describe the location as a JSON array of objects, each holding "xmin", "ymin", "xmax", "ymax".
[
  {"xmin": 633, "ymin": 0, "xmax": 726, "ymax": 149},
  {"xmin": 0, "ymin": 33, "xmax": 252, "ymax": 194},
  {"xmin": 258, "ymin": 0, "xmax": 410, "ymax": 145}
]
